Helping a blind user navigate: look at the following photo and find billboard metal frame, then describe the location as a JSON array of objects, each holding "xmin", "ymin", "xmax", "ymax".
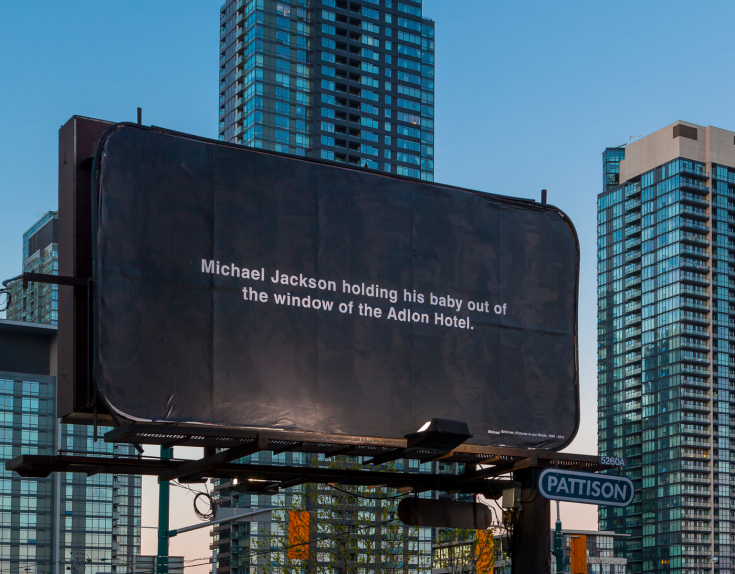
[{"xmin": 6, "ymin": 443, "xmax": 611, "ymax": 495}]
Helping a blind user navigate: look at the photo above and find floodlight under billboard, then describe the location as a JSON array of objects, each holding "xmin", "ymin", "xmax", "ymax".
[{"xmin": 83, "ymin": 123, "xmax": 579, "ymax": 450}]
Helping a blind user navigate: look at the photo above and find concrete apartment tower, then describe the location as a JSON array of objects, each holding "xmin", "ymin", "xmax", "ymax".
[
  {"xmin": 218, "ymin": 0, "xmax": 435, "ymax": 181},
  {"xmin": 598, "ymin": 121, "xmax": 735, "ymax": 573}
]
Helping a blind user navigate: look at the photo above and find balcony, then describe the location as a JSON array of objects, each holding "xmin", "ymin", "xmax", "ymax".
[
  {"xmin": 681, "ymin": 259, "xmax": 710, "ymax": 273},
  {"xmin": 624, "ymin": 327, "xmax": 642, "ymax": 339},
  {"xmin": 680, "ymin": 400, "xmax": 710, "ymax": 412},
  {"xmin": 681, "ymin": 324, "xmax": 709, "ymax": 338},
  {"xmin": 682, "ymin": 510, "xmax": 710, "ymax": 520},
  {"xmin": 681, "ymin": 485, "xmax": 710, "ymax": 496},
  {"xmin": 625, "ymin": 225, "xmax": 642, "ymax": 237},
  {"xmin": 625, "ymin": 301, "xmax": 642, "ymax": 314},
  {"xmin": 681, "ymin": 205, "xmax": 709, "ymax": 220},
  {"xmin": 680, "ymin": 376, "xmax": 709, "ymax": 388},
  {"xmin": 681, "ymin": 272, "xmax": 710, "ymax": 286},
  {"xmin": 625, "ymin": 249, "xmax": 642, "ymax": 262},
  {"xmin": 624, "ymin": 376, "xmax": 641, "ymax": 388},
  {"xmin": 680, "ymin": 179, "xmax": 710, "ymax": 192},
  {"xmin": 681, "ymin": 192, "xmax": 710, "ymax": 206},
  {"xmin": 680, "ymin": 165, "xmax": 709, "ymax": 180},
  {"xmin": 625, "ymin": 288, "xmax": 642, "ymax": 301},
  {"xmin": 682, "ymin": 312, "xmax": 709, "ymax": 325},
  {"xmin": 680, "ymin": 339, "xmax": 710, "ymax": 352},
  {"xmin": 681, "ymin": 299, "xmax": 710, "ymax": 312},
  {"xmin": 681, "ymin": 219, "xmax": 710, "ymax": 233},
  {"xmin": 681, "ymin": 424, "xmax": 710, "ymax": 436},
  {"xmin": 625, "ymin": 313, "xmax": 642, "ymax": 325},
  {"xmin": 625, "ymin": 211, "xmax": 641, "ymax": 224},
  {"xmin": 681, "ymin": 365, "xmax": 711, "ymax": 378},
  {"xmin": 682, "ymin": 498, "xmax": 710, "ymax": 509},
  {"xmin": 625, "ymin": 263, "xmax": 641, "ymax": 276},
  {"xmin": 681, "ymin": 353, "xmax": 710, "ymax": 367},
  {"xmin": 681, "ymin": 412, "xmax": 711, "ymax": 424},
  {"xmin": 625, "ymin": 198, "xmax": 641, "ymax": 212},
  {"xmin": 681, "ymin": 233, "xmax": 709, "ymax": 246},
  {"xmin": 681, "ymin": 247, "xmax": 709, "ymax": 262},
  {"xmin": 625, "ymin": 276, "xmax": 642, "ymax": 288},
  {"xmin": 624, "ymin": 183, "xmax": 642, "ymax": 198},
  {"xmin": 681, "ymin": 438, "xmax": 710, "ymax": 449},
  {"xmin": 625, "ymin": 237, "xmax": 642, "ymax": 250},
  {"xmin": 681, "ymin": 521, "xmax": 711, "ymax": 533},
  {"xmin": 681, "ymin": 460, "xmax": 710, "ymax": 471},
  {"xmin": 625, "ymin": 353, "xmax": 642, "ymax": 364}
]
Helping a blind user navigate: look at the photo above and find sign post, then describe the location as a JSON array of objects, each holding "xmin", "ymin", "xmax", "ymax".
[{"xmin": 512, "ymin": 468, "xmax": 551, "ymax": 574}]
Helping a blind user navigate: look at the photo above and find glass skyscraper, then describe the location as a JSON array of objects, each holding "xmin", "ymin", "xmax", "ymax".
[
  {"xmin": 6, "ymin": 212, "xmax": 59, "ymax": 325},
  {"xmin": 2, "ymin": 211, "xmax": 142, "ymax": 574},
  {"xmin": 218, "ymin": 0, "xmax": 434, "ymax": 181},
  {"xmin": 597, "ymin": 121, "xmax": 735, "ymax": 573},
  {"xmin": 0, "ymin": 322, "xmax": 142, "ymax": 574}
]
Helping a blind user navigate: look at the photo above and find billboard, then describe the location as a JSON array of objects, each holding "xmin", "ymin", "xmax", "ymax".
[{"xmin": 92, "ymin": 124, "xmax": 579, "ymax": 450}]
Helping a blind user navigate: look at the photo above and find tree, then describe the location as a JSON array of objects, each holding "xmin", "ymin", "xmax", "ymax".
[
  {"xmin": 241, "ymin": 456, "xmax": 431, "ymax": 574},
  {"xmin": 431, "ymin": 527, "xmax": 502, "ymax": 574}
]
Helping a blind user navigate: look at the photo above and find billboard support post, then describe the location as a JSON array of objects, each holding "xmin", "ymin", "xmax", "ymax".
[
  {"xmin": 157, "ymin": 446, "xmax": 172, "ymax": 574},
  {"xmin": 512, "ymin": 467, "xmax": 551, "ymax": 574}
]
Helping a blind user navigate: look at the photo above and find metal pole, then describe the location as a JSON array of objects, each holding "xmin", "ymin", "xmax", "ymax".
[
  {"xmin": 137, "ymin": 108, "xmax": 142, "ymax": 125},
  {"xmin": 54, "ymin": 418, "xmax": 62, "ymax": 574},
  {"xmin": 157, "ymin": 446, "xmax": 173, "ymax": 574},
  {"xmin": 169, "ymin": 508, "xmax": 274, "ymax": 536},
  {"xmin": 212, "ymin": 549, "xmax": 217, "ymax": 574},
  {"xmin": 512, "ymin": 467, "xmax": 551, "ymax": 573},
  {"xmin": 553, "ymin": 501, "xmax": 563, "ymax": 574}
]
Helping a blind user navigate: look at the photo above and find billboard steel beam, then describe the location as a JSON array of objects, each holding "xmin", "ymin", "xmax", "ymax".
[
  {"xmin": 157, "ymin": 435, "xmax": 269, "ymax": 483},
  {"xmin": 6, "ymin": 451, "xmax": 616, "ymax": 496}
]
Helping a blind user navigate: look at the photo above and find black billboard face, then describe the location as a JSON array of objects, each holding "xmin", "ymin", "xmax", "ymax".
[{"xmin": 93, "ymin": 125, "xmax": 579, "ymax": 450}]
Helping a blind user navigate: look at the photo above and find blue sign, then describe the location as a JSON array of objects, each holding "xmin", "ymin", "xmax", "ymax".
[{"xmin": 538, "ymin": 468, "xmax": 634, "ymax": 507}]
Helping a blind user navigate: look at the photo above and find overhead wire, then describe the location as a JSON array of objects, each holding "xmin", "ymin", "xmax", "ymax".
[
  {"xmin": 327, "ymin": 484, "xmax": 407, "ymax": 500},
  {"xmin": 0, "ymin": 274, "xmax": 22, "ymax": 313}
]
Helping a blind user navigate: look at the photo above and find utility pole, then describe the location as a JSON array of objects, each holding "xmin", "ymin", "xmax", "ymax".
[
  {"xmin": 552, "ymin": 501, "xmax": 563, "ymax": 574},
  {"xmin": 157, "ymin": 446, "xmax": 173, "ymax": 574}
]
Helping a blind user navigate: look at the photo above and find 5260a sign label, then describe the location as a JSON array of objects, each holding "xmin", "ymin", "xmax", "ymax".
[{"xmin": 599, "ymin": 456, "xmax": 626, "ymax": 468}]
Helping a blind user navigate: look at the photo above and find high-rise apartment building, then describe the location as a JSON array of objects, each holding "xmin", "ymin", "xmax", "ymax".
[
  {"xmin": 597, "ymin": 121, "xmax": 735, "ymax": 573},
  {"xmin": 6, "ymin": 212, "xmax": 59, "ymax": 325},
  {"xmin": 218, "ymin": 0, "xmax": 434, "ymax": 181},
  {"xmin": 216, "ymin": 3, "xmax": 435, "ymax": 571},
  {"xmin": 2, "ymin": 212, "xmax": 142, "ymax": 574},
  {"xmin": 0, "ymin": 320, "xmax": 142, "ymax": 574},
  {"xmin": 212, "ymin": 454, "xmax": 434, "ymax": 574}
]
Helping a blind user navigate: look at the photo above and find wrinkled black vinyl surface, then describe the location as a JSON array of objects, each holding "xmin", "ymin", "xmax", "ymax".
[{"xmin": 93, "ymin": 125, "xmax": 579, "ymax": 450}]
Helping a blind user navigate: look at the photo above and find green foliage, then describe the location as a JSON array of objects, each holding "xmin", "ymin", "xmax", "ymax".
[{"xmin": 242, "ymin": 455, "xmax": 431, "ymax": 574}]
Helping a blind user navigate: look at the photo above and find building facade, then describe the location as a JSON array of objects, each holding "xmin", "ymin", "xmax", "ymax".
[
  {"xmin": 212, "ymin": 454, "xmax": 434, "ymax": 574},
  {"xmin": 218, "ymin": 0, "xmax": 434, "ymax": 181},
  {"xmin": 597, "ymin": 121, "xmax": 735, "ymax": 573},
  {"xmin": 6, "ymin": 212, "xmax": 59, "ymax": 325},
  {"xmin": 0, "ymin": 320, "xmax": 142, "ymax": 574},
  {"xmin": 431, "ymin": 529, "xmax": 628, "ymax": 574}
]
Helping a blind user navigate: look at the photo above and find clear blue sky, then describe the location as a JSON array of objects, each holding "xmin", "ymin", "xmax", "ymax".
[{"xmin": 2, "ymin": 0, "xmax": 735, "ymax": 534}]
